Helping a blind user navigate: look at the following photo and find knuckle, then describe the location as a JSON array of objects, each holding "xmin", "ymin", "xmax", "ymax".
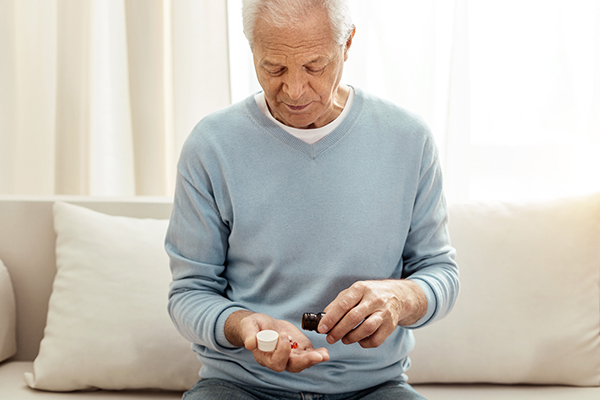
[
  {"xmin": 352, "ymin": 281, "xmax": 369, "ymax": 292},
  {"xmin": 360, "ymin": 316, "xmax": 381, "ymax": 335},
  {"xmin": 360, "ymin": 333, "xmax": 384, "ymax": 349},
  {"xmin": 359, "ymin": 337, "xmax": 376, "ymax": 348},
  {"xmin": 380, "ymin": 307, "xmax": 394, "ymax": 321},
  {"xmin": 255, "ymin": 356, "xmax": 268, "ymax": 368},
  {"xmin": 360, "ymin": 340, "xmax": 372, "ymax": 349},
  {"xmin": 370, "ymin": 296, "xmax": 385, "ymax": 309},
  {"xmin": 272, "ymin": 362, "xmax": 286, "ymax": 372},
  {"xmin": 337, "ymin": 299, "xmax": 353, "ymax": 313},
  {"xmin": 346, "ymin": 307, "xmax": 364, "ymax": 324},
  {"xmin": 351, "ymin": 281, "xmax": 364, "ymax": 289},
  {"xmin": 370, "ymin": 336, "xmax": 385, "ymax": 348}
]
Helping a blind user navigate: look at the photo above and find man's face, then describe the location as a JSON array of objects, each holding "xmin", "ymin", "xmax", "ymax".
[{"xmin": 252, "ymin": 9, "xmax": 351, "ymax": 129}]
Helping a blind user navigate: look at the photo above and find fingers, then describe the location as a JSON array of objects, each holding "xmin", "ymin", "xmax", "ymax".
[
  {"xmin": 253, "ymin": 333, "xmax": 292, "ymax": 372},
  {"xmin": 238, "ymin": 313, "xmax": 274, "ymax": 351},
  {"xmin": 340, "ymin": 311, "xmax": 382, "ymax": 344},
  {"xmin": 286, "ymin": 347, "xmax": 329, "ymax": 373},
  {"xmin": 319, "ymin": 280, "xmax": 405, "ymax": 347},
  {"xmin": 250, "ymin": 318, "xmax": 330, "ymax": 373},
  {"xmin": 319, "ymin": 284, "xmax": 363, "ymax": 338},
  {"xmin": 320, "ymin": 282, "xmax": 372, "ymax": 344},
  {"xmin": 254, "ymin": 334, "xmax": 329, "ymax": 373}
]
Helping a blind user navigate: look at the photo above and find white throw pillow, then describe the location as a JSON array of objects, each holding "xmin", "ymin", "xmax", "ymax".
[
  {"xmin": 24, "ymin": 202, "xmax": 201, "ymax": 391},
  {"xmin": 408, "ymin": 193, "xmax": 600, "ymax": 386},
  {"xmin": 0, "ymin": 259, "xmax": 17, "ymax": 363}
]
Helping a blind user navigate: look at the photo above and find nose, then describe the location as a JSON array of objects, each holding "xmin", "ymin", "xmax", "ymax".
[{"xmin": 283, "ymin": 69, "xmax": 306, "ymax": 101}]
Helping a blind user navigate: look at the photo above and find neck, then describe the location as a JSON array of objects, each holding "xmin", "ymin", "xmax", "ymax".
[{"xmin": 317, "ymin": 84, "xmax": 350, "ymax": 128}]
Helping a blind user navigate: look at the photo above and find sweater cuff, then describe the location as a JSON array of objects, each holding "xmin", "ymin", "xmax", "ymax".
[
  {"xmin": 215, "ymin": 306, "xmax": 248, "ymax": 349},
  {"xmin": 404, "ymin": 278, "xmax": 436, "ymax": 329}
]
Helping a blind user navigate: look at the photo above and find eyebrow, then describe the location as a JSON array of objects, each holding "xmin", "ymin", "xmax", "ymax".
[
  {"xmin": 261, "ymin": 56, "xmax": 329, "ymax": 68},
  {"xmin": 304, "ymin": 56, "xmax": 329, "ymax": 65},
  {"xmin": 261, "ymin": 60, "xmax": 283, "ymax": 68}
]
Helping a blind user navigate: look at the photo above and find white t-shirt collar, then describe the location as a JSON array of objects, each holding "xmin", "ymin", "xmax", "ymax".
[{"xmin": 255, "ymin": 88, "xmax": 355, "ymax": 145}]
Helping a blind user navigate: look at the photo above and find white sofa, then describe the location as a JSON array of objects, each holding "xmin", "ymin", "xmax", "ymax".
[{"xmin": 0, "ymin": 195, "xmax": 599, "ymax": 399}]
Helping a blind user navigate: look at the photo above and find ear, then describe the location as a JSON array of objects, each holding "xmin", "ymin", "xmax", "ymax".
[{"xmin": 343, "ymin": 27, "xmax": 356, "ymax": 61}]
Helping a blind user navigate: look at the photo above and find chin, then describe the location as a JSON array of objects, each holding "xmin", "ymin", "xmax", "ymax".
[
  {"xmin": 287, "ymin": 119, "xmax": 315, "ymax": 129},
  {"xmin": 277, "ymin": 114, "xmax": 312, "ymax": 129}
]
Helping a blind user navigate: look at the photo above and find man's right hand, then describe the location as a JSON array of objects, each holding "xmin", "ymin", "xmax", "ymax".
[{"xmin": 224, "ymin": 310, "xmax": 330, "ymax": 373}]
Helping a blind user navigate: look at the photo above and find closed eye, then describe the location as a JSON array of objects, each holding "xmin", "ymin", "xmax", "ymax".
[
  {"xmin": 306, "ymin": 66, "xmax": 324, "ymax": 73},
  {"xmin": 266, "ymin": 67, "xmax": 286, "ymax": 76}
]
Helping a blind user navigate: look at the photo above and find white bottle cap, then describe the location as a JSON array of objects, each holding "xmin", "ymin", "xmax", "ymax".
[{"xmin": 256, "ymin": 330, "xmax": 279, "ymax": 352}]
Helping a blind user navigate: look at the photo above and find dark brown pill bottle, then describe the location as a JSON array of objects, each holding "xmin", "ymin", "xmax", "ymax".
[{"xmin": 302, "ymin": 312, "xmax": 325, "ymax": 331}]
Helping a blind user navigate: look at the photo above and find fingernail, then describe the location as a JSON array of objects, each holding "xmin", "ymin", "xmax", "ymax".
[{"xmin": 319, "ymin": 324, "xmax": 328, "ymax": 333}]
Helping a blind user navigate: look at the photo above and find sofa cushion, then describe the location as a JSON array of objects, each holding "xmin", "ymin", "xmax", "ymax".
[
  {"xmin": 0, "ymin": 258, "xmax": 17, "ymax": 363},
  {"xmin": 24, "ymin": 202, "xmax": 200, "ymax": 391},
  {"xmin": 408, "ymin": 193, "xmax": 600, "ymax": 386},
  {"xmin": 2, "ymin": 362, "xmax": 184, "ymax": 399}
]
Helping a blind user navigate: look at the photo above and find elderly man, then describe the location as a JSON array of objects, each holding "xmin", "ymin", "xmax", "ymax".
[{"xmin": 165, "ymin": 0, "xmax": 459, "ymax": 398}]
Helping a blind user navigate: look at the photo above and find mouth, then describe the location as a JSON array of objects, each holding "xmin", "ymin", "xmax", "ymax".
[{"xmin": 285, "ymin": 103, "xmax": 310, "ymax": 112}]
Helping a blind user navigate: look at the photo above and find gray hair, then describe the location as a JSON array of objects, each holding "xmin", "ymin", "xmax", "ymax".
[{"xmin": 242, "ymin": 0, "xmax": 354, "ymax": 50}]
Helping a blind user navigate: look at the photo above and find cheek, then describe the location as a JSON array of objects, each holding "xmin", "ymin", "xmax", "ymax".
[
  {"xmin": 259, "ymin": 76, "xmax": 282, "ymax": 96},
  {"xmin": 313, "ymin": 76, "xmax": 339, "ymax": 98}
]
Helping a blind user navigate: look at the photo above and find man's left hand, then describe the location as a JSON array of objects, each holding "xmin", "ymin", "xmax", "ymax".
[{"xmin": 317, "ymin": 279, "xmax": 427, "ymax": 348}]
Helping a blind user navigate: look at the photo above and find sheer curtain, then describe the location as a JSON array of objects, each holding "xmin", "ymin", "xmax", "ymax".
[
  {"xmin": 467, "ymin": 0, "xmax": 600, "ymax": 202},
  {"xmin": 228, "ymin": 0, "xmax": 600, "ymax": 203},
  {"xmin": 2, "ymin": 0, "xmax": 599, "ymax": 202},
  {"xmin": 0, "ymin": 0, "xmax": 230, "ymax": 196}
]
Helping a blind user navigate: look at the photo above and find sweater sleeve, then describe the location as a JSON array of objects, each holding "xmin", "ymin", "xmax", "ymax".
[
  {"xmin": 165, "ymin": 137, "xmax": 247, "ymax": 351},
  {"xmin": 402, "ymin": 134, "xmax": 460, "ymax": 329}
]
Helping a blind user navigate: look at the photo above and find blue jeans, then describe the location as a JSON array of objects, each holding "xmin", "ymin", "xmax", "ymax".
[{"xmin": 182, "ymin": 378, "xmax": 427, "ymax": 400}]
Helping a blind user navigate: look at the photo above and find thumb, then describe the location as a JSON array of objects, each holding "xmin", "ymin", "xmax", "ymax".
[{"xmin": 243, "ymin": 325, "xmax": 261, "ymax": 352}]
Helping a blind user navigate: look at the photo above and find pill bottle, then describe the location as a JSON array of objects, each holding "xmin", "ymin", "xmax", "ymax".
[{"xmin": 302, "ymin": 312, "xmax": 325, "ymax": 331}]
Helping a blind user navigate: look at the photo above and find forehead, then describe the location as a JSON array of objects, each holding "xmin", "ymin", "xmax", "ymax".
[{"xmin": 253, "ymin": 10, "xmax": 338, "ymax": 64}]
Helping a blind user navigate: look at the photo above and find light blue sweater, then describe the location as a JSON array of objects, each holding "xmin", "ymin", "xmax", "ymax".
[{"xmin": 166, "ymin": 87, "xmax": 459, "ymax": 393}]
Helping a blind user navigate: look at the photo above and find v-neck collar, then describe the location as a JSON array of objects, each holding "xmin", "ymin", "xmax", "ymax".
[{"xmin": 245, "ymin": 86, "xmax": 364, "ymax": 160}]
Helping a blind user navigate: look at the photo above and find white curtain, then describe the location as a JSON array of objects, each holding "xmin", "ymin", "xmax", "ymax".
[
  {"xmin": 2, "ymin": 0, "xmax": 599, "ymax": 202},
  {"xmin": 228, "ymin": 0, "xmax": 600, "ymax": 203},
  {"xmin": 0, "ymin": 0, "xmax": 230, "ymax": 196},
  {"xmin": 466, "ymin": 0, "xmax": 600, "ymax": 202}
]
